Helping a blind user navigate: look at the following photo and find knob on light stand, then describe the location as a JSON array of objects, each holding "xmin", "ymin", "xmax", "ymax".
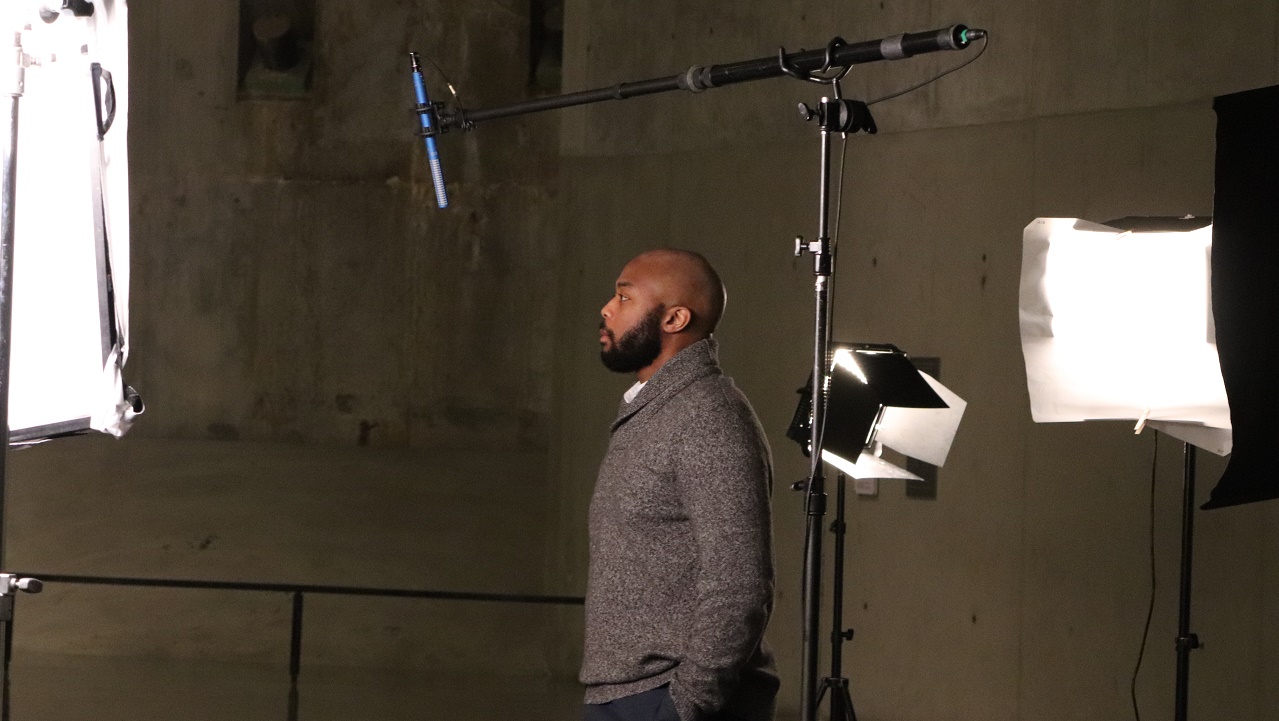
[{"xmin": 0, "ymin": 576, "xmax": 40, "ymax": 596}]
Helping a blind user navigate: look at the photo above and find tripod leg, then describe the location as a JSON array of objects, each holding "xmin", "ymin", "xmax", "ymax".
[
  {"xmin": 838, "ymin": 681, "xmax": 857, "ymax": 721},
  {"xmin": 824, "ymin": 677, "xmax": 858, "ymax": 721},
  {"xmin": 815, "ymin": 678, "xmax": 829, "ymax": 707}
]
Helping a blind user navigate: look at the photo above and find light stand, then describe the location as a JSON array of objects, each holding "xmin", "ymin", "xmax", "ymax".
[
  {"xmin": 792, "ymin": 92, "xmax": 876, "ymax": 721},
  {"xmin": 0, "ymin": 23, "xmax": 47, "ymax": 721},
  {"xmin": 1, "ymin": 33, "xmax": 24, "ymax": 569},
  {"xmin": 1174, "ymin": 442, "xmax": 1201, "ymax": 721},
  {"xmin": 0, "ymin": 5, "xmax": 131, "ymax": 717},
  {"xmin": 815, "ymin": 472, "xmax": 857, "ymax": 721},
  {"xmin": 796, "ymin": 93, "xmax": 836, "ymax": 721},
  {"xmin": 0, "ymin": 30, "xmax": 24, "ymax": 721},
  {"xmin": 1018, "ymin": 218, "xmax": 1230, "ymax": 721}
]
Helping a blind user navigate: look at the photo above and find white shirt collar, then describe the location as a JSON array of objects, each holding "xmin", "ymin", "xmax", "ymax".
[{"xmin": 623, "ymin": 381, "xmax": 647, "ymax": 404}]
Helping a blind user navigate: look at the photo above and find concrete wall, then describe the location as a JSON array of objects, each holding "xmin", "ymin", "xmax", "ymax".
[
  {"xmin": 9, "ymin": 435, "xmax": 557, "ymax": 669},
  {"xmin": 6, "ymin": 0, "xmax": 1278, "ymax": 719},
  {"xmin": 7, "ymin": 0, "xmax": 570, "ymax": 698},
  {"xmin": 546, "ymin": 1, "xmax": 1279, "ymax": 720},
  {"xmin": 127, "ymin": 0, "xmax": 560, "ymax": 450}
]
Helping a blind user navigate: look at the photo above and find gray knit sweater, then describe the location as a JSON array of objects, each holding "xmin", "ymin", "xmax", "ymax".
[{"xmin": 581, "ymin": 339, "xmax": 779, "ymax": 721}]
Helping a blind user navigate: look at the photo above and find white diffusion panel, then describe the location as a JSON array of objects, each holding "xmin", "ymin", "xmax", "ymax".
[
  {"xmin": 1019, "ymin": 218, "xmax": 1230, "ymax": 454},
  {"xmin": 7, "ymin": 2, "xmax": 133, "ymax": 440}
]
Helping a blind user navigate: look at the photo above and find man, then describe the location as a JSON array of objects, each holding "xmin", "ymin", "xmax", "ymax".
[{"xmin": 582, "ymin": 249, "xmax": 778, "ymax": 721}]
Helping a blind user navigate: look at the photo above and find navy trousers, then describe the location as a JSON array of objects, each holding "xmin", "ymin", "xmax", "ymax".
[
  {"xmin": 582, "ymin": 686, "xmax": 677, "ymax": 721},
  {"xmin": 582, "ymin": 685, "xmax": 749, "ymax": 721}
]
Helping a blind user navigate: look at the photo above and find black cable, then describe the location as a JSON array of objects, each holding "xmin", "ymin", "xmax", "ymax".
[
  {"xmin": 418, "ymin": 51, "xmax": 467, "ymax": 111},
  {"xmin": 1131, "ymin": 433, "xmax": 1159, "ymax": 721},
  {"xmin": 866, "ymin": 35, "xmax": 989, "ymax": 107},
  {"xmin": 811, "ymin": 128, "xmax": 850, "ymax": 465},
  {"xmin": 832, "ymin": 130, "xmax": 849, "ymax": 254}
]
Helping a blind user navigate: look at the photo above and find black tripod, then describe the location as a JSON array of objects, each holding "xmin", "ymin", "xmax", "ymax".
[{"xmin": 813, "ymin": 472, "xmax": 858, "ymax": 720}]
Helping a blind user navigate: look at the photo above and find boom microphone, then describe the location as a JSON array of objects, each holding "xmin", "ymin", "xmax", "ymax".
[
  {"xmin": 409, "ymin": 52, "xmax": 449, "ymax": 209},
  {"xmin": 434, "ymin": 25, "xmax": 988, "ymax": 132}
]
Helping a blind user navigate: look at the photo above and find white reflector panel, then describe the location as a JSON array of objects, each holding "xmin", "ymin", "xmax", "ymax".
[
  {"xmin": 6, "ymin": 1, "xmax": 133, "ymax": 442},
  {"xmin": 1019, "ymin": 218, "xmax": 1230, "ymax": 454}
]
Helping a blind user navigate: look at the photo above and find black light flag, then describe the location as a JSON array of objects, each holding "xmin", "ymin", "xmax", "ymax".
[{"xmin": 1203, "ymin": 84, "xmax": 1279, "ymax": 509}]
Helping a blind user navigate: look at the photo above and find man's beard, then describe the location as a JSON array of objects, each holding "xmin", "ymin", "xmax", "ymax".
[{"xmin": 600, "ymin": 305, "xmax": 664, "ymax": 374}]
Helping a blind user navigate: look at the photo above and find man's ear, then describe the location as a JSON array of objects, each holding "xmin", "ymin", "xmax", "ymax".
[{"xmin": 663, "ymin": 306, "xmax": 693, "ymax": 334}]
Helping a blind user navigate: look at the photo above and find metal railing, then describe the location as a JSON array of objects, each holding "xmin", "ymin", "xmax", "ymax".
[{"xmin": 9, "ymin": 572, "xmax": 585, "ymax": 721}]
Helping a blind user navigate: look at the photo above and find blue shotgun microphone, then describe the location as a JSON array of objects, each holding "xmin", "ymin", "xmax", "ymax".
[{"xmin": 409, "ymin": 52, "xmax": 449, "ymax": 209}]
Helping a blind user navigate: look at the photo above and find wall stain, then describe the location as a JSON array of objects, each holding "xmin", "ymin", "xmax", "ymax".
[
  {"xmin": 358, "ymin": 420, "xmax": 378, "ymax": 446},
  {"xmin": 335, "ymin": 394, "xmax": 358, "ymax": 414},
  {"xmin": 190, "ymin": 534, "xmax": 218, "ymax": 551},
  {"xmin": 208, "ymin": 423, "xmax": 240, "ymax": 441}
]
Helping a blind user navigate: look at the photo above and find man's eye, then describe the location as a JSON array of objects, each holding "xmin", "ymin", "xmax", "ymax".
[{"xmin": 618, "ymin": 294, "xmax": 629, "ymax": 301}]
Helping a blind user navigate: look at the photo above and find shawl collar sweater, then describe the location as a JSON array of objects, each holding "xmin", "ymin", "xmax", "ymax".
[{"xmin": 582, "ymin": 338, "xmax": 778, "ymax": 721}]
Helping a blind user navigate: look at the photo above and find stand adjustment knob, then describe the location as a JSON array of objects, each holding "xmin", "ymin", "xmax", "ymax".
[
  {"xmin": 0, "ymin": 573, "xmax": 42, "ymax": 595},
  {"xmin": 794, "ymin": 236, "xmax": 822, "ymax": 258}
]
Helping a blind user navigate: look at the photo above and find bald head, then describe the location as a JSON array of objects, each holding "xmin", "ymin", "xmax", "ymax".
[
  {"xmin": 599, "ymin": 249, "xmax": 728, "ymax": 379},
  {"xmin": 624, "ymin": 248, "xmax": 726, "ymax": 337}
]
